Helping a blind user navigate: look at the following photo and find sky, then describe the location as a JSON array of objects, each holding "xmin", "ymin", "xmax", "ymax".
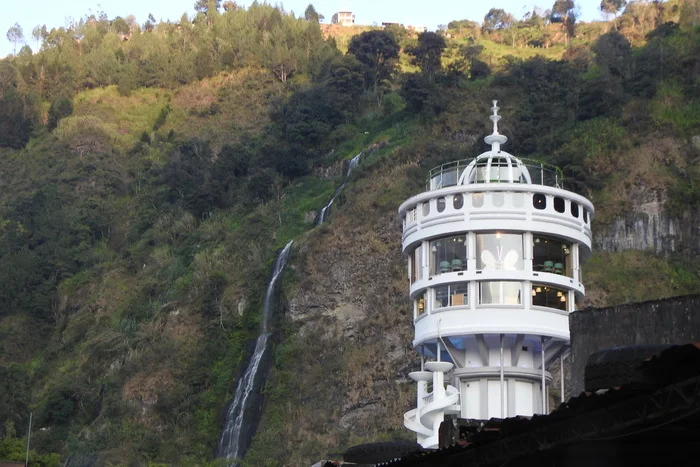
[{"xmin": 0, "ymin": 0, "xmax": 608, "ymax": 58}]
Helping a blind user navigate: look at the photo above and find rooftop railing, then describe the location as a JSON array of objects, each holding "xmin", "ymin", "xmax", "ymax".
[{"xmin": 426, "ymin": 158, "xmax": 565, "ymax": 191}]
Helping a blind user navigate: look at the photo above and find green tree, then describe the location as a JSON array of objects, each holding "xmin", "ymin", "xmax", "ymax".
[
  {"xmin": 325, "ymin": 55, "xmax": 365, "ymax": 117},
  {"xmin": 194, "ymin": 47, "xmax": 215, "ymax": 80},
  {"xmin": 304, "ymin": 4, "xmax": 320, "ymax": 22},
  {"xmin": 482, "ymin": 8, "xmax": 515, "ymax": 33},
  {"xmin": 6, "ymin": 23, "xmax": 24, "ymax": 54},
  {"xmin": 144, "ymin": 13, "xmax": 156, "ymax": 32},
  {"xmin": 406, "ymin": 32, "xmax": 446, "ymax": 80},
  {"xmin": 592, "ymin": 31, "xmax": 631, "ymax": 80},
  {"xmin": 551, "ymin": 0, "xmax": 577, "ymax": 44},
  {"xmin": 600, "ymin": 0, "xmax": 627, "ymax": 17},
  {"xmin": 461, "ymin": 44, "xmax": 490, "ymax": 80},
  {"xmin": 31, "ymin": 25, "xmax": 43, "ymax": 52},
  {"xmin": 347, "ymin": 30, "xmax": 399, "ymax": 96},
  {"xmin": 194, "ymin": 0, "xmax": 221, "ymax": 24},
  {"xmin": 401, "ymin": 73, "xmax": 436, "ymax": 114},
  {"xmin": 112, "ymin": 16, "xmax": 130, "ymax": 35},
  {"xmin": 679, "ymin": 0, "xmax": 700, "ymax": 29},
  {"xmin": 0, "ymin": 63, "xmax": 35, "ymax": 148},
  {"xmin": 194, "ymin": 0, "xmax": 221, "ymax": 14},
  {"xmin": 47, "ymin": 95, "xmax": 73, "ymax": 130}
]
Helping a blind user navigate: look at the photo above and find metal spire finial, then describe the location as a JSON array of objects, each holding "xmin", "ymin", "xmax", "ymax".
[
  {"xmin": 490, "ymin": 100, "xmax": 501, "ymax": 135},
  {"xmin": 484, "ymin": 100, "xmax": 508, "ymax": 151}
]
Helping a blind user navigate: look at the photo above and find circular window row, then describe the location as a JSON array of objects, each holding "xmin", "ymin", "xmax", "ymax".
[
  {"xmin": 407, "ymin": 193, "xmax": 589, "ymax": 225},
  {"xmin": 533, "ymin": 194, "xmax": 588, "ymax": 222},
  {"xmin": 423, "ymin": 195, "xmax": 464, "ymax": 215},
  {"xmin": 415, "ymin": 281, "xmax": 571, "ymax": 317}
]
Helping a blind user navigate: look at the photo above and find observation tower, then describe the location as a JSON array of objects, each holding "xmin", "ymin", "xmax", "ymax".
[{"xmin": 398, "ymin": 101, "xmax": 594, "ymax": 448}]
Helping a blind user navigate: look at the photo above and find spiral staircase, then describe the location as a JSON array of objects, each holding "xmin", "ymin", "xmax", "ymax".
[{"xmin": 404, "ymin": 361, "xmax": 461, "ymax": 448}]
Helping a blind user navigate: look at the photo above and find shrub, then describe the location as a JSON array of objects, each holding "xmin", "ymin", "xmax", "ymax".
[{"xmin": 47, "ymin": 95, "xmax": 74, "ymax": 130}]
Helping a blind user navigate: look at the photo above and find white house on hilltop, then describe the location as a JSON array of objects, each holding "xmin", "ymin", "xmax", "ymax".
[{"xmin": 336, "ymin": 11, "xmax": 355, "ymax": 26}]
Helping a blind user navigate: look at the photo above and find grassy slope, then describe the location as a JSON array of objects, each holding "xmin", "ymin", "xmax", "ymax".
[{"xmin": 1, "ymin": 24, "xmax": 700, "ymax": 466}]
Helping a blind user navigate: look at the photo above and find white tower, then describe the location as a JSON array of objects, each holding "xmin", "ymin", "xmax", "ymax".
[{"xmin": 399, "ymin": 102, "xmax": 594, "ymax": 449}]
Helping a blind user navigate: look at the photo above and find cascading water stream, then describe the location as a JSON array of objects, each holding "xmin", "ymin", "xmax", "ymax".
[
  {"xmin": 217, "ymin": 240, "xmax": 293, "ymax": 463},
  {"xmin": 316, "ymin": 152, "xmax": 362, "ymax": 225},
  {"xmin": 218, "ymin": 152, "xmax": 362, "ymax": 462}
]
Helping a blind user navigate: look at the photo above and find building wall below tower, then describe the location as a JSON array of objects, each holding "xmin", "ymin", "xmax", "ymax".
[{"xmin": 569, "ymin": 294, "xmax": 700, "ymax": 394}]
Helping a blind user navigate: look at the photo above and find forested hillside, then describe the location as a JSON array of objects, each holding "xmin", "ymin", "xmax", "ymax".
[{"xmin": 1, "ymin": 1, "xmax": 700, "ymax": 465}]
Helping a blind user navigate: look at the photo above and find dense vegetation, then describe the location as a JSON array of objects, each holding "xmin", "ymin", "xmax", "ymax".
[{"xmin": 1, "ymin": 0, "xmax": 700, "ymax": 465}]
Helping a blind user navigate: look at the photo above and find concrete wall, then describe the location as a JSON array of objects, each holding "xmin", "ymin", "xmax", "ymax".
[{"xmin": 569, "ymin": 294, "xmax": 700, "ymax": 395}]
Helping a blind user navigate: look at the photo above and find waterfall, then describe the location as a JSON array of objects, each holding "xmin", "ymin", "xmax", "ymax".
[
  {"xmin": 316, "ymin": 152, "xmax": 362, "ymax": 226},
  {"xmin": 217, "ymin": 240, "xmax": 293, "ymax": 463}
]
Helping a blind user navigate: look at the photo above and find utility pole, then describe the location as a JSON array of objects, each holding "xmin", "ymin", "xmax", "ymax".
[{"xmin": 25, "ymin": 412, "xmax": 32, "ymax": 467}]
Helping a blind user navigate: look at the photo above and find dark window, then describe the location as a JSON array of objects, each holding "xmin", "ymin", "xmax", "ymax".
[
  {"xmin": 571, "ymin": 202, "xmax": 579, "ymax": 218},
  {"xmin": 533, "ymin": 193, "xmax": 546, "ymax": 210},
  {"xmin": 553, "ymin": 197, "xmax": 565, "ymax": 213},
  {"xmin": 583, "ymin": 209, "xmax": 588, "ymax": 223},
  {"xmin": 430, "ymin": 235, "xmax": 467, "ymax": 275},
  {"xmin": 532, "ymin": 285, "xmax": 567, "ymax": 311},
  {"xmin": 453, "ymin": 194, "xmax": 464, "ymax": 210},
  {"xmin": 533, "ymin": 236, "xmax": 573, "ymax": 278},
  {"xmin": 437, "ymin": 197, "xmax": 446, "ymax": 212}
]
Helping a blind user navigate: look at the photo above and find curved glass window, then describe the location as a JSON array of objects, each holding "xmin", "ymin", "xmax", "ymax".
[
  {"xmin": 476, "ymin": 232, "xmax": 523, "ymax": 271},
  {"xmin": 437, "ymin": 197, "xmax": 446, "ymax": 212},
  {"xmin": 533, "ymin": 193, "xmax": 546, "ymax": 210},
  {"xmin": 532, "ymin": 284, "xmax": 567, "ymax": 311},
  {"xmin": 479, "ymin": 281, "xmax": 521, "ymax": 305},
  {"xmin": 434, "ymin": 283, "xmax": 468, "ymax": 309},
  {"xmin": 411, "ymin": 245, "xmax": 422, "ymax": 284},
  {"xmin": 416, "ymin": 293, "xmax": 426, "ymax": 317},
  {"xmin": 422, "ymin": 202, "xmax": 430, "ymax": 217},
  {"xmin": 472, "ymin": 192, "xmax": 484, "ymax": 208},
  {"xmin": 430, "ymin": 235, "xmax": 467, "ymax": 276},
  {"xmin": 571, "ymin": 202, "xmax": 580, "ymax": 218},
  {"xmin": 583, "ymin": 209, "xmax": 588, "ymax": 223},
  {"xmin": 554, "ymin": 197, "xmax": 565, "ymax": 213},
  {"xmin": 453, "ymin": 194, "xmax": 464, "ymax": 210},
  {"xmin": 533, "ymin": 235, "xmax": 572, "ymax": 277}
]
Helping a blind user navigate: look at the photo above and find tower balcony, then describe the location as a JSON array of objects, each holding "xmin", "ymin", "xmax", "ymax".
[
  {"xmin": 400, "ymin": 185, "xmax": 593, "ymax": 253},
  {"xmin": 426, "ymin": 157, "xmax": 566, "ymax": 191}
]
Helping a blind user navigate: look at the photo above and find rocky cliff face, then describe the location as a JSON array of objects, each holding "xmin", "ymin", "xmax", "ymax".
[{"xmin": 594, "ymin": 189, "xmax": 700, "ymax": 257}]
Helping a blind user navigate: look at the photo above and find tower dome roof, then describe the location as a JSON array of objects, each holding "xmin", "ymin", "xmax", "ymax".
[
  {"xmin": 425, "ymin": 101, "xmax": 565, "ymax": 190},
  {"xmin": 458, "ymin": 100, "xmax": 532, "ymax": 185}
]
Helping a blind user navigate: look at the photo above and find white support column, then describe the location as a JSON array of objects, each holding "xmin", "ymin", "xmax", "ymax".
[
  {"xmin": 560, "ymin": 353, "xmax": 565, "ymax": 404},
  {"xmin": 573, "ymin": 243, "xmax": 580, "ymax": 283},
  {"xmin": 568, "ymin": 290, "xmax": 574, "ymax": 313},
  {"xmin": 523, "ymin": 232, "xmax": 533, "ymax": 271},
  {"xmin": 422, "ymin": 240, "xmax": 429, "ymax": 281},
  {"xmin": 524, "ymin": 281, "xmax": 532, "ymax": 311},
  {"xmin": 541, "ymin": 337, "xmax": 546, "ymax": 414},
  {"xmin": 500, "ymin": 334, "xmax": 505, "ymax": 418}
]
